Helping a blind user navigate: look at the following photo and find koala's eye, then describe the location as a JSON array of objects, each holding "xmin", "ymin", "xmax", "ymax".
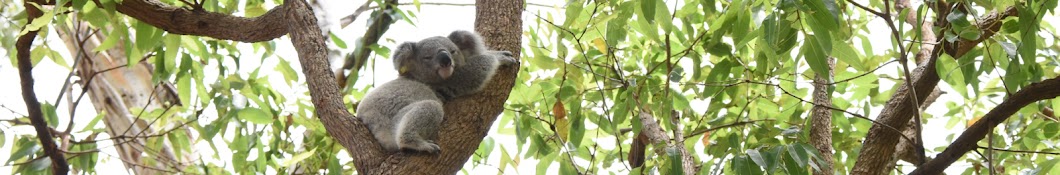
[{"xmin": 422, "ymin": 56, "xmax": 431, "ymax": 60}]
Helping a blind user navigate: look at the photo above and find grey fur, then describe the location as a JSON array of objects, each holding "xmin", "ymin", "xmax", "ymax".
[
  {"xmin": 357, "ymin": 36, "xmax": 466, "ymax": 154},
  {"xmin": 430, "ymin": 30, "xmax": 518, "ymax": 101}
]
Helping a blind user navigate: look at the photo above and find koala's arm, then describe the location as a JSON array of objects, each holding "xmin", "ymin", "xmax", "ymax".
[
  {"xmin": 448, "ymin": 30, "xmax": 487, "ymax": 57},
  {"xmin": 433, "ymin": 50, "xmax": 517, "ymax": 101}
]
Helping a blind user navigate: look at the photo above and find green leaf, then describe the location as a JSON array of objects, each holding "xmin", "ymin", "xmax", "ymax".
[
  {"xmin": 667, "ymin": 147, "xmax": 683, "ymax": 175},
  {"xmin": 282, "ymin": 148, "xmax": 316, "ymax": 167},
  {"xmin": 81, "ymin": 112, "xmax": 106, "ymax": 132},
  {"xmin": 1044, "ymin": 123, "xmax": 1060, "ymax": 138},
  {"xmin": 747, "ymin": 149, "xmax": 766, "ymax": 169},
  {"xmin": 732, "ymin": 155, "xmax": 763, "ymax": 175},
  {"xmin": 831, "ymin": 41, "xmax": 860, "ymax": 70},
  {"xmin": 94, "ymin": 27, "xmax": 123, "ymax": 52},
  {"xmin": 329, "ymin": 32, "xmax": 347, "ymax": 49},
  {"xmin": 30, "ymin": 45, "xmax": 47, "ymax": 66},
  {"xmin": 703, "ymin": 59, "xmax": 734, "ymax": 96},
  {"xmin": 763, "ymin": 14, "xmax": 798, "ymax": 53},
  {"xmin": 802, "ymin": 35, "xmax": 830, "ymax": 80},
  {"xmin": 9, "ymin": 138, "xmax": 40, "ymax": 163},
  {"xmin": 640, "ymin": 0, "xmax": 657, "ymax": 24},
  {"xmin": 46, "ymin": 48, "xmax": 68, "ymax": 69},
  {"xmin": 564, "ymin": 1, "xmax": 584, "ymax": 27},
  {"xmin": 133, "ymin": 21, "xmax": 162, "ymax": 54},
  {"xmin": 782, "ymin": 146, "xmax": 809, "ymax": 175},
  {"xmin": 1002, "ymin": 58, "xmax": 1026, "ymax": 93},
  {"xmin": 534, "ymin": 153, "xmax": 555, "ymax": 175},
  {"xmin": 786, "ymin": 145, "xmax": 807, "ymax": 167},
  {"xmin": 163, "ymin": 34, "xmax": 180, "ymax": 63},
  {"xmin": 946, "ymin": 10, "xmax": 971, "ymax": 28},
  {"xmin": 1017, "ymin": 5, "xmax": 1039, "ymax": 62},
  {"xmin": 558, "ymin": 156, "xmax": 578, "ymax": 175},
  {"xmin": 935, "ymin": 54, "xmax": 967, "ymax": 96},
  {"xmin": 238, "ymin": 108, "xmax": 274, "ymax": 125},
  {"xmin": 957, "ymin": 27, "xmax": 982, "ymax": 40},
  {"xmin": 20, "ymin": 9, "xmax": 54, "ymax": 35},
  {"xmin": 41, "ymin": 103, "xmax": 59, "ymax": 127},
  {"xmin": 275, "ymin": 59, "xmax": 299, "ymax": 85},
  {"xmin": 801, "ymin": 0, "xmax": 838, "ymax": 29}
]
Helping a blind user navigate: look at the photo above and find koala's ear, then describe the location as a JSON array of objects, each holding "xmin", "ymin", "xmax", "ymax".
[
  {"xmin": 448, "ymin": 30, "xmax": 485, "ymax": 52},
  {"xmin": 393, "ymin": 42, "xmax": 417, "ymax": 74}
]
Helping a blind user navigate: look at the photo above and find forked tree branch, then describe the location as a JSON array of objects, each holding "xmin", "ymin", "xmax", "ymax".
[{"xmin": 852, "ymin": 6, "xmax": 1020, "ymax": 174}]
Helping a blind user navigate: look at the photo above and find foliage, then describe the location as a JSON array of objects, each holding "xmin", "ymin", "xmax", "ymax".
[
  {"xmin": 0, "ymin": 0, "xmax": 1058, "ymax": 174},
  {"xmin": 0, "ymin": 0, "xmax": 402, "ymax": 174},
  {"xmin": 497, "ymin": 0, "xmax": 1060, "ymax": 174}
]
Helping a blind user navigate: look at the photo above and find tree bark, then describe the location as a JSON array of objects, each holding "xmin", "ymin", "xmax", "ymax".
[
  {"xmin": 851, "ymin": 7, "xmax": 1018, "ymax": 174},
  {"xmin": 809, "ymin": 58, "xmax": 834, "ymax": 175},
  {"xmin": 55, "ymin": 22, "xmax": 189, "ymax": 174},
  {"xmin": 910, "ymin": 76, "xmax": 1060, "ymax": 174},
  {"xmin": 16, "ymin": 1, "xmax": 70, "ymax": 173},
  {"xmin": 635, "ymin": 111, "xmax": 701, "ymax": 174}
]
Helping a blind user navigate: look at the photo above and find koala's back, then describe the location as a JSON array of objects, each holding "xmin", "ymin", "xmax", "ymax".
[{"xmin": 357, "ymin": 78, "xmax": 440, "ymax": 135}]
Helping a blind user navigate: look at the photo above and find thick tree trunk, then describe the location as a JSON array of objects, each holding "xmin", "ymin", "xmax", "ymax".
[
  {"xmin": 851, "ymin": 7, "xmax": 1018, "ymax": 174},
  {"xmin": 55, "ymin": 21, "xmax": 190, "ymax": 174}
]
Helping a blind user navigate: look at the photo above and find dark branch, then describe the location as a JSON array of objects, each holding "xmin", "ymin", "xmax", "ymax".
[
  {"xmin": 911, "ymin": 76, "xmax": 1060, "ymax": 174},
  {"xmin": 16, "ymin": 0, "xmax": 70, "ymax": 173},
  {"xmin": 115, "ymin": 0, "xmax": 289, "ymax": 42}
]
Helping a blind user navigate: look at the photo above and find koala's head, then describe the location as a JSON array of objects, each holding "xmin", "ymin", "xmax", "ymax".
[{"xmin": 393, "ymin": 36, "xmax": 464, "ymax": 84}]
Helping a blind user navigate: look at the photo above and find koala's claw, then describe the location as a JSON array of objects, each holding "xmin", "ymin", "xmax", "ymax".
[
  {"xmin": 418, "ymin": 143, "xmax": 441, "ymax": 154},
  {"xmin": 496, "ymin": 53, "xmax": 519, "ymax": 66}
]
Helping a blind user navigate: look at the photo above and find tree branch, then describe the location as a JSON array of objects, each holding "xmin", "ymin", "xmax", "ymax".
[
  {"xmin": 852, "ymin": 7, "xmax": 1019, "ymax": 174},
  {"xmin": 910, "ymin": 76, "xmax": 1060, "ymax": 174},
  {"xmin": 115, "ymin": 0, "xmax": 289, "ymax": 42},
  {"xmin": 339, "ymin": 0, "xmax": 398, "ymax": 86},
  {"xmin": 16, "ymin": 0, "xmax": 70, "ymax": 173},
  {"xmin": 281, "ymin": 0, "xmax": 386, "ymax": 173}
]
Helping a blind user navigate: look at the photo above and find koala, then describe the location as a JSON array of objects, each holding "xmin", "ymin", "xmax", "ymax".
[
  {"xmin": 357, "ymin": 36, "xmax": 466, "ymax": 154},
  {"xmin": 430, "ymin": 30, "xmax": 519, "ymax": 101}
]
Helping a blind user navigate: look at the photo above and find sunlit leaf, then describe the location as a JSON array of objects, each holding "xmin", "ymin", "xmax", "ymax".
[
  {"xmin": 802, "ymin": 35, "xmax": 830, "ymax": 79},
  {"xmin": 238, "ymin": 108, "xmax": 274, "ymax": 125},
  {"xmin": 282, "ymin": 148, "xmax": 316, "ymax": 167}
]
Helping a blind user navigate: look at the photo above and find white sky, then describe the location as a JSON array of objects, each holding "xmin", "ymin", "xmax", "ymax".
[{"xmin": 0, "ymin": 0, "xmax": 1058, "ymax": 174}]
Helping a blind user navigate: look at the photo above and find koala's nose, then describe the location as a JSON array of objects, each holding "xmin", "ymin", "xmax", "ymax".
[{"xmin": 437, "ymin": 51, "xmax": 452, "ymax": 66}]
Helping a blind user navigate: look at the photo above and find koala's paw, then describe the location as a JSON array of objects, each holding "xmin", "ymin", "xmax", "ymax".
[
  {"xmin": 496, "ymin": 51, "xmax": 518, "ymax": 66},
  {"xmin": 407, "ymin": 141, "xmax": 441, "ymax": 154}
]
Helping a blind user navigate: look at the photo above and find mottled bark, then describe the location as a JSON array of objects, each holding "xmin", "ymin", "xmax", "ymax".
[
  {"xmin": 55, "ymin": 22, "xmax": 189, "ymax": 174},
  {"xmin": 852, "ymin": 7, "xmax": 1019, "ymax": 174},
  {"xmin": 635, "ymin": 112, "xmax": 701, "ymax": 174},
  {"xmin": 809, "ymin": 58, "xmax": 834, "ymax": 175},
  {"xmin": 893, "ymin": 89, "xmax": 942, "ymax": 166}
]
